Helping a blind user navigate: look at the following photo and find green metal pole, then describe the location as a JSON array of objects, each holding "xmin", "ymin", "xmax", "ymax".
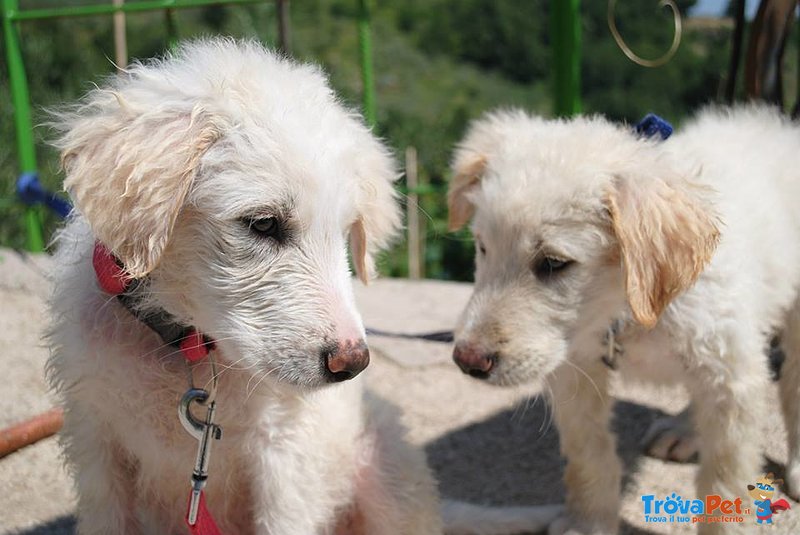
[
  {"xmin": 2, "ymin": 0, "xmax": 44, "ymax": 251},
  {"xmin": 7, "ymin": 0, "xmax": 267, "ymax": 21},
  {"xmin": 551, "ymin": 0, "xmax": 582, "ymax": 117},
  {"xmin": 164, "ymin": 8, "xmax": 179, "ymax": 49},
  {"xmin": 356, "ymin": 0, "xmax": 376, "ymax": 127}
]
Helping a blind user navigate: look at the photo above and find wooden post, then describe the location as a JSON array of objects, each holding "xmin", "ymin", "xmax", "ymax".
[
  {"xmin": 276, "ymin": 0, "xmax": 291, "ymax": 55},
  {"xmin": 418, "ymin": 172, "xmax": 426, "ymax": 279},
  {"xmin": 405, "ymin": 146, "xmax": 421, "ymax": 279},
  {"xmin": 113, "ymin": 0, "xmax": 127, "ymax": 69},
  {"xmin": 724, "ymin": 0, "xmax": 745, "ymax": 103},
  {"xmin": 745, "ymin": 0, "xmax": 797, "ymax": 104}
]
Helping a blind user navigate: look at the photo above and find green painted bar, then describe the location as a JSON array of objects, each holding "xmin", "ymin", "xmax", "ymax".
[
  {"xmin": 2, "ymin": 0, "xmax": 44, "ymax": 250},
  {"xmin": 164, "ymin": 8, "xmax": 180, "ymax": 49},
  {"xmin": 2, "ymin": 0, "xmax": 271, "ymax": 250},
  {"xmin": 551, "ymin": 0, "xmax": 582, "ymax": 117},
  {"xmin": 7, "ymin": 0, "xmax": 265, "ymax": 21},
  {"xmin": 356, "ymin": 0, "xmax": 376, "ymax": 127}
]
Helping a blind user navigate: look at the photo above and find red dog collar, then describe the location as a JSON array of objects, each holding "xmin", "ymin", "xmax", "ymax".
[{"xmin": 92, "ymin": 242, "xmax": 215, "ymax": 362}]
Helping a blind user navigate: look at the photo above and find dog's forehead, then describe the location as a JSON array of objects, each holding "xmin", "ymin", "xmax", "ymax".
[
  {"xmin": 474, "ymin": 161, "xmax": 606, "ymax": 228},
  {"xmin": 196, "ymin": 140, "xmax": 361, "ymax": 225},
  {"xmin": 469, "ymin": 114, "xmax": 633, "ymax": 224},
  {"xmin": 468, "ymin": 150, "xmax": 612, "ymax": 262},
  {"xmin": 172, "ymin": 45, "xmax": 392, "ymax": 230},
  {"xmin": 195, "ymin": 118, "xmax": 366, "ymax": 223}
]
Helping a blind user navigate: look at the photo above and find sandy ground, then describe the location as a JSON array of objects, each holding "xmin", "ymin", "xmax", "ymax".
[{"xmin": 1, "ymin": 248, "xmax": 798, "ymax": 534}]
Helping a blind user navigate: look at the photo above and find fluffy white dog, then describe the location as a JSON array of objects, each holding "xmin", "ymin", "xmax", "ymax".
[
  {"xmin": 47, "ymin": 39, "xmax": 437, "ymax": 535},
  {"xmin": 448, "ymin": 106, "xmax": 800, "ymax": 534},
  {"xmin": 47, "ymin": 38, "xmax": 561, "ymax": 535}
]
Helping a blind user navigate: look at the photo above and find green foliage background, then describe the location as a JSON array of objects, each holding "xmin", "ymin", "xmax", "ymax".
[{"xmin": 0, "ymin": 0, "xmax": 785, "ymax": 280}]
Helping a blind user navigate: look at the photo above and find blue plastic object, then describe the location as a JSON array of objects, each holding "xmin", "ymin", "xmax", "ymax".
[
  {"xmin": 16, "ymin": 172, "xmax": 72, "ymax": 217},
  {"xmin": 635, "ymin": 113, "xmax": 673, "ymax": 141}
]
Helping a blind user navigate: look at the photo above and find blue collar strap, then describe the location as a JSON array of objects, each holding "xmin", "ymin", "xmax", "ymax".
[{"xmin": 634, "ymin": 113, "xmax": 673, "ymax": 140}]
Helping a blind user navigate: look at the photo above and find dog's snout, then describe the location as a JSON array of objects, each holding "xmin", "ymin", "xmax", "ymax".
[
  {"xmin": 453, "ymin": 343, "xmax": 495, "ymax": 379},
  {"xmin": 323, "ymin": 340, "xmax": 370, "ymax": 382}
]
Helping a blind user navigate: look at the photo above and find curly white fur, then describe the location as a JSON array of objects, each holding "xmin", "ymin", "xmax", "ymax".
[
  {"xmin": 449, "ymin": 105, "xmax": 800, "ymax": 534},
  {"xmin": 46, "ymin": 39, "xmax": 441, "ymax": 535}
]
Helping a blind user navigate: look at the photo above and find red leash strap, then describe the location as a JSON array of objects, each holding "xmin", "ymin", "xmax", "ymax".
[{"xmin": 186, "ymin": 491, "xmax": 223, "ymax": 535}]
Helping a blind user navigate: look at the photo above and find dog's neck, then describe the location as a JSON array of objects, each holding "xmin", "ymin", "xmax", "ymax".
[
  {"xmin": 92, "ymin": 241, "xmax": 215, "ymax": 362},
  {"xmin": 601, "ymin": 317, "xmax": 628, "ymax": 370}
]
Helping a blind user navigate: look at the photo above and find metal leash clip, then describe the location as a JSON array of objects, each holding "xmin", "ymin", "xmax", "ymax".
[
  {"xmin": 179, "ymin": 357, "xmax": 222, "ymax": 526},
  {"xmin": 601, "ymin": 318, "xmax": 626, "ymax": 371}
]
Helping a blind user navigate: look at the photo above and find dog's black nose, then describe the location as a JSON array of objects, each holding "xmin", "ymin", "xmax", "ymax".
[
  {"xmin": 323, "ymin": 340, "xmax": 370, "ymax": 382},
  {"xmin": 453, "ymin": 343, "xmax": 495, "ymax": 379}
]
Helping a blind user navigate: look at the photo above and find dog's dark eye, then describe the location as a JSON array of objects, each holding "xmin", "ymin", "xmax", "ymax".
[
  {"xmin": 477, "ymin": 239, "xmax": 487, "ymax": 256},
  {"xmin": 247, "ymin": 217, "xmax": 280, "ymax": 239},
  {"xmin": 534, "ymin": 256, "xmax": 574, "ymax": 279}
]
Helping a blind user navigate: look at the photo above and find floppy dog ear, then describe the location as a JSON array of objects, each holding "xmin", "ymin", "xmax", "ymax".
[
  {"xmin": 606, "ymin": 172, "xmax": 720, "ymax": 328},
  {"xmin": 57, "ymin": 90, "xmax": 221, "ymax": 278},
  {"xmin": 350, "ymin": 138, "xmax": 401, "ymax": 284},
  {"xmin": 448, "ymin": 109, "xmax": 534, "ymax": 231},
  {"xmin": 349, "ymin": 218, "xmax": 370, "ymax": 284},
  {"xmin": 448, "ymin": 155, "xmax": 487, "ymax": 231}
]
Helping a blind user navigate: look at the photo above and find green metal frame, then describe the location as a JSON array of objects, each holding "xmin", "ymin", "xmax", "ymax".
[
  {"xmin": 3, "ymin": 0, "xmax": 42, "ymax": 250},
  {"xmin": 356, "ymin": 0, "xmax": 376, "ymax": 127},
  {"xmin": 3, "ymin": 0, "xmax": 380, "ymax": 251},
  {"xmin": 4, "ymin": 0, "xmax": 578, "ymax": 250},
  {"xmin": 5, "ymin": 0, "xmax": 266, "ymax": 21},
  {"xmin": 551, "ymin": 0, "xmax": 582, "ymax": 117},
  {"xmin": 1, "ymin": 0, "xmax": 268, "ymax": 251}
]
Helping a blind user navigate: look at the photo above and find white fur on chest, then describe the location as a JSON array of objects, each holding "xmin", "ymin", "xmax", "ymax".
[
  {"xmin": 570, "ymin": 321, "xmax": 687, "ymax": 387},
  {"xmin": 49, "ymin": 234, "xmax": 367, "ymax": 533},
  {"xmin": 613, "ymin": 326, "xmax": 687, "ymax": 385}
]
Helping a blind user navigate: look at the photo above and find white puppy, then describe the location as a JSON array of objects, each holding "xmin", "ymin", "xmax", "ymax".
[
  {"xmin": 448, "ymin": 106, "xmax": 800, "ymax": 534},
  {"xmin": 46, "ymin": 39, "xmax": 437, "ymax": 535}
]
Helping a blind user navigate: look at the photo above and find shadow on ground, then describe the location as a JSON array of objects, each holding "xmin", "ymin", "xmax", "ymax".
[
  {"xmin": 426, "ymin": 397, "xmax": 670, "ymax": 535},
  {"xmin": 12, "ymin": 399, "xmax": 668, "ymax": 535},
  {"xmin": 11, "ymin": 516, "xmax": 75, "ymax": 535}
]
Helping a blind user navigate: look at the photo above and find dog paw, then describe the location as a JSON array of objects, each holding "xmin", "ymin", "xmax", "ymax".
[
  {"xmin": 547, "ymin": 513, "xmax": 617, "ymax": 535},
  {"xmin": 641, "ymin": 408, "xmax": 699, "ymax": 463}
]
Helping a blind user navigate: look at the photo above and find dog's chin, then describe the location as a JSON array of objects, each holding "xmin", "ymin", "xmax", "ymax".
[
  {"xmin": 243, "ymin": 368, "xmax": 336, "ymax": 394},
  {"xmin": 482, "ymin": 367, "xmax": 535, "ymax": 387},
  {"xmin": 228, "ymin": 355, "xmax": 336, "ymax": 394},
  {"xmin": 244, "ymin": 359, "xmax": 361, "ymax": 393},
  {"xmin": 481, "ymin": 356, "xmax": 563, "ymax": 388}
]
